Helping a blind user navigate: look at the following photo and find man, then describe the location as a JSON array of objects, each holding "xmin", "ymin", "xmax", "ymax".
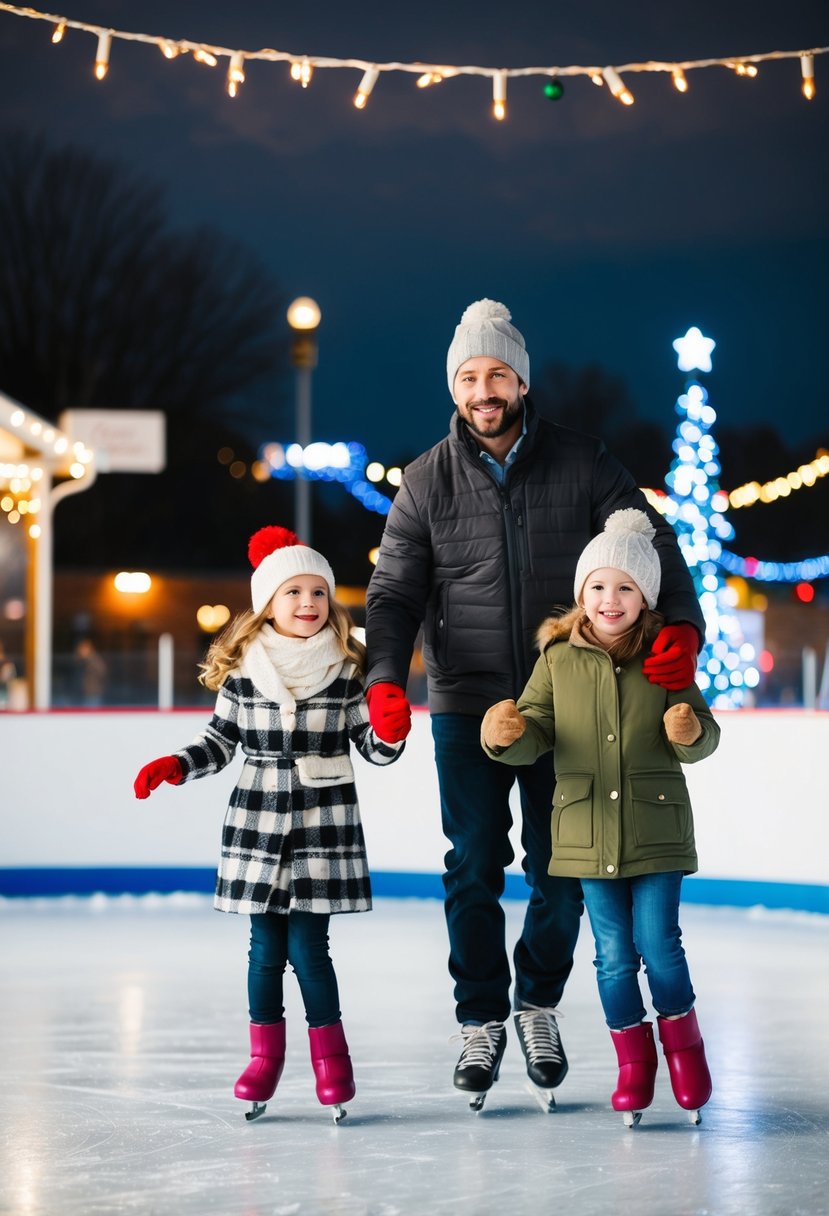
[{"xmin": 365, "ymin": 299, "xmax": 704, "ymax": 1111}]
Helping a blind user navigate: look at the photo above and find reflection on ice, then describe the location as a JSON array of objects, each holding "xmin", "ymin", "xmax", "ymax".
[{"xmin": 0, "ymin": 898, "xmax": 827, "ymax": 1216}]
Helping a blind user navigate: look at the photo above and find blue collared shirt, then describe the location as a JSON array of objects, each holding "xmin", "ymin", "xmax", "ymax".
[{"xmin": 478, "ymin": 410, "xmax": 528, "ymax": 484}]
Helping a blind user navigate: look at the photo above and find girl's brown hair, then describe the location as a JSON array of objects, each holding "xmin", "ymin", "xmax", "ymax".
[
  {"xmin": 198, "ymin": 596, "xmax": 365, "ymax": 691},
  {"xmin": 580, "ymin": 605, "xmax": 664, "ymax": 663}
]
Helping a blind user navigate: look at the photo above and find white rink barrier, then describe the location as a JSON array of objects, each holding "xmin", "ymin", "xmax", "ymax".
[{"xmin": 1, "ymin": 708, "xmax": 827, "ymax": 912}]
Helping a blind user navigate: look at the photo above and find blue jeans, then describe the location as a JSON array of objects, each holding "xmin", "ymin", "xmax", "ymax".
[
  {"xmin": 431, "ymin": 713, "xmax": 584, "ymax": 1024},
  {"xmin": 247, "ymin": 911, "xmax": 340, "ymax": 1027},
  {"xmin": 582, "ymin": 872, "xmax": 696, "ymax": 1030}
]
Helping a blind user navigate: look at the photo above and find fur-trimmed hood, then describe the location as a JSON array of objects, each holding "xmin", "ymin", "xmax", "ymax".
[{"xmin": 535, "ymin": 606, "xmax": 584, "ymax": 651}]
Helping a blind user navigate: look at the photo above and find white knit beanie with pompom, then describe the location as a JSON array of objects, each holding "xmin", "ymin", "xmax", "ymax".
[
  {"xmin": 248, "ymin": 525, "xmax": 336, "ymax": 615},
  {"xmin": 446, "ymin": 299, "xmax": 530, "ymax": 394},
  {"xmin": 573, "ymin": 509, "xmax": 662, "ymax": 610}
]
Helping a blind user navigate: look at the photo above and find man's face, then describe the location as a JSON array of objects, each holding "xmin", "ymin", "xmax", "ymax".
[{"xmin": 453, "ymin": 357, "xmax": 526, "ymax": 440}]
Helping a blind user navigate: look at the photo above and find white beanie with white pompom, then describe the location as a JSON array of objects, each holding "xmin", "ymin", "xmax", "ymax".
[
  {"xmin": 446, "ymin": 298, "xmax": 530, "ymax": 394},
  {"xmin": 573, "ymin": 509, "xmax": 662, "ymax": 610}
]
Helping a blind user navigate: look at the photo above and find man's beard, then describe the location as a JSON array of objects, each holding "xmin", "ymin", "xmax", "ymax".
[{"xmin": 461, "ymin": 395, "xmax": 523, "ymax": 439}]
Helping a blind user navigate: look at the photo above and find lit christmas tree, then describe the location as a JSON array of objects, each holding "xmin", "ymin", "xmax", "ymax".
[{"xmin": 661, "ymin": 327, "xmax": 760, "ymax": 708}]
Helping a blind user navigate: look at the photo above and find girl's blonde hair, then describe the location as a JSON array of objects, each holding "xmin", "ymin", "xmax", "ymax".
[{"xmin": 198, "ymin": 596, "xmax": 366, "ymax": 691}]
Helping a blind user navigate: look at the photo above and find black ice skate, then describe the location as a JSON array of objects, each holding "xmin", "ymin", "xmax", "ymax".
[
  {"xmin": 514, "ymin": 1004, "xmax": 568, "ymax": 1113},
  {"xmin": 452, "ymin": 1021, "xmax": 507, "ymax": 1112}
]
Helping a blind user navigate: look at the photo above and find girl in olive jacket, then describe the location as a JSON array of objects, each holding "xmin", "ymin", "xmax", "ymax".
[{"xmin": 482, "ymin": 509, "xmax": 720, "ymax": 1128}]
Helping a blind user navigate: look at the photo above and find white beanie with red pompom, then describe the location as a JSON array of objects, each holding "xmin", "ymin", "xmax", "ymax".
[{"xmin": 248, "ymin": 525, "xmax": 336, "ymax": 614}]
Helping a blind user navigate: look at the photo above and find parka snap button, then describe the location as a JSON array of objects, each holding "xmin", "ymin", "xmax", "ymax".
[
  {"xmin": 609, "ymin": 790, "xmax": 618, "ymax": 800},
  {"xmin": 606, "ymin": 865, "xmax": 616, "ymax": 873},
  {"xmin": 607, "ymin": 733, "xmax": 616, "ymax": 742},
  {"xmin": 658, "ymin": 794, "xmax": 665, "ymax": 801}
]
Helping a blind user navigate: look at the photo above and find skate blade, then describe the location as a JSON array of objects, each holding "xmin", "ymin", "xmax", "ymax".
[
  {"xmin": 524, "ymin": 1081, "xmax": 556, "ymax": 1113},
  {"xmin": 244, "ymin": 1101, "xmax": 268, "ymax": 1122},
  {"xmin": 686, "ymin": 1108, "xmax": 702, "ymax": 1126},
  {"xmin": 332, "ymin": 1104, "xmax": 348, "ymax": 1124},
  {"xmin": 622, "ymin": 1110, "xmax": 642, "ymax": 1128}
]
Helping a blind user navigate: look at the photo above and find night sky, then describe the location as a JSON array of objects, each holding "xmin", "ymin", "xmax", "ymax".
[{"xmin": 1, "ymin": 0, "xmax": 827, "ymax": 472}]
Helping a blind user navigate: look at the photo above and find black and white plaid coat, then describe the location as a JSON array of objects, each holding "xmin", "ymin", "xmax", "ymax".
[{"xmin": 174, "ymin": 660, "xmax": 402, "ymax": 915}]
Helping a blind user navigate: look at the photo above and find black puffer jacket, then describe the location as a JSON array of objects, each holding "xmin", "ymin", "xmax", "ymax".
[{"xmin": 365, "ymin": 402, "xmax": 704, "ymax": 716}]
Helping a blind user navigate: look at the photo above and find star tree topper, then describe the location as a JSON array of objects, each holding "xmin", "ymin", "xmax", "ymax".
[{"xmin": 673, "ymin": 326, "xmax": 716, "ymax": 373}]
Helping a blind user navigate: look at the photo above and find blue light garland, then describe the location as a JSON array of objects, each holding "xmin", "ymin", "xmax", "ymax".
[
  {"xmin": 717, "ymin": 551, "xmax": 829, "ymax": 582},
  {"xmin": 259, "ymin": 440, "xmax": 393, "ymax": 516}
]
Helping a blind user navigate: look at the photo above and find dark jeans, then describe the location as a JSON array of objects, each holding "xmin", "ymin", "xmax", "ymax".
[
  {"xmin": 431, "ymin": 712, "xmax": 584, "ymax": 1024},
  {"xmin": 582, "ymin": 872, "xmax": 696, "ymax": 1030},
  {"xmin": 247, "ymin": 911, "xmax": 341, "ymax": 1027}
]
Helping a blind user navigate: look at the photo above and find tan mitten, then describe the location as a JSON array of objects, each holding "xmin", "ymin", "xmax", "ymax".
[
  {"xmin": 482, "ymin": 699, "xmax": 527, "ymax": 750},
  {"xmin": 663, "ymin": 702, "xmax": 702, "ymax": 745}
]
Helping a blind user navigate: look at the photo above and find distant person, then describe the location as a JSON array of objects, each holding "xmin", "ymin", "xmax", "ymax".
[
  {"xmin": 0, "ymin": 641, "xmax": 16, "ymax": 709},
  {"xmin": 134, "ymin": 526, "xmax": 403, "ymax": 1123},
  {"xmin": 74, "ymin": 638, "xmax": 107, "ymax": 706},
  {"xmin": 482, "ymin": 510, "xmax": 719, "ymax": 1125},
  {"xmin": 365, "ymin": 298, "xmax": 704, "ymax": 1112}
]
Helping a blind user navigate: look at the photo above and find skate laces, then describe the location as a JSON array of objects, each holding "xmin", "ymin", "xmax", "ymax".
[
  {"xmin": 451, "ymin": 1021, "xmax": 505, "ymax": 1071},
  {"xmin": 515, "ymin": 1005, "xmax": 564, "ymax": 1065}
]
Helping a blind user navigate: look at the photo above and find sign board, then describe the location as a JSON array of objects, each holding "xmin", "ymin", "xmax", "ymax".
[{"xmin": 59, "ymin": 410, "xmax": 166, "ymax": 473}]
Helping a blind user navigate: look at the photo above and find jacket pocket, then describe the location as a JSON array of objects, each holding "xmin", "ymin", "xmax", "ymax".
[
  {"xmin": 425, "ymin": 581, "xmax": 450, "ymax": 668},
  {"xmin": 296, "ymin": 754, "xmax": 354, "ymax": 788},
  {"xmin": 552, "ymin": 774, "xmax": 594, "ymax": 849},
  {"xmin": 628, "ymin": 772, "xmax": 691, "ymax": 847}
]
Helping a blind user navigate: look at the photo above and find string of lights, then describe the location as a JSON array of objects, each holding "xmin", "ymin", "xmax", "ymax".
[
  {"xmin": 717, "ymin": 550, "xmax": 829, "ymax": 584},
  {"xmin": 727, "ymin": 450, "xmax": 829, "ymax": 509},
  {"xmin": 644, "ymin": 447, "xmax": 829, "ymax": 516},
  {"xmin": 217, "ymin": 440, "xmax": 399, "ymax": 517},
  {"xmin": 640, "ymin": 487, "xmax": 829, "ymax": 582},
  {"xmin": 0, "ymin": 3, "xmax": 825, "ymax": 114}
]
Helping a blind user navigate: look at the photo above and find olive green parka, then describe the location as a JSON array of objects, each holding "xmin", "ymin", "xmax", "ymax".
[{"xmin": 482, "ymin": 614, "xmax": 720, "ymax": 880}]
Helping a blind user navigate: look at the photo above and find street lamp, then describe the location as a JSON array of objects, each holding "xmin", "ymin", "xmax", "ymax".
[{"xmin": 286, "ymin": 296, "xmax": 321, "ymax": 544}]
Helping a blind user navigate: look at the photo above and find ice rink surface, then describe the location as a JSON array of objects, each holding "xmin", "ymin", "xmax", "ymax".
[{"xmin": 1, "ymin": 895, "xmax": 828, "ymax": 1216}]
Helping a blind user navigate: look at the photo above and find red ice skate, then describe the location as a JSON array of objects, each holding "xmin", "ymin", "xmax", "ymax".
[
  {"xmin": 609, "ymin": 1021, "xmax": 658, "ymax": 1128},
  {"xmin": 308, "ymin": 1021, "xmax": 355, "ymax": 1124},
  {"xmin": 657, "ymin": 1008, "xmax": 712, "ymax": 1125},
  {"xmin": 234, "ymin": 1020, "xmax": 286, "ymax": 1121}
]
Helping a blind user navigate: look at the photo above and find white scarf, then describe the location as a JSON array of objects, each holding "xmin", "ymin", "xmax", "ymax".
[{"xmin": 239, "ymin": 623, "xmax": 345, "ymax": 730}]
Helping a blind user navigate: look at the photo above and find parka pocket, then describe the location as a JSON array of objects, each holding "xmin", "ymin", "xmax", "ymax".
[
  {"xmin": 552, "ymin": 774, "xmax": 594, "ymax": 849},
  {"xmin": 628, "ymin": 772, "xmax": 692, "ymax": 847}
]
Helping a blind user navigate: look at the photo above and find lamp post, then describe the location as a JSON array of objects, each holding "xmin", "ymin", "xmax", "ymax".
[{"xmin": 286, "ymin": 296, "xmax": 321, "ymax": 544}]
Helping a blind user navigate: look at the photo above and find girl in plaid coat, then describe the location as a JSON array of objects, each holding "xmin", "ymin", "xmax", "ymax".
[{"xmin": 134, "ymin": 525, "xmax": 405, "ymax": 1122}]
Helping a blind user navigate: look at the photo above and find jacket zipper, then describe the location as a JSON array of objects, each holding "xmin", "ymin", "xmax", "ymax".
[{"xmin": 500, "ymin": 488, "xmax": 526, "ymax": 690}]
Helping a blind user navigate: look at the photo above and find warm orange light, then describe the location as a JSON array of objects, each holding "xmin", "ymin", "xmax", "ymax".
[
  {"xmin": 94, "ymin": 31, "xmax": 111, "ymax": 80},
  {"xmin": 197, "ymin": 604, "xmax": 231, "ymax": 632},
  {"xmin": 114, "ymin": 572, "xmax": 152, "ymax": 594},
  {"xmin": 801, "ymin": 55, "xmax": 816, "ymax": 100}
]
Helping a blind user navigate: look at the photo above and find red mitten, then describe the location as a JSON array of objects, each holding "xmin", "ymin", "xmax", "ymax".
[
  {"xmin": 134, "ymin": 755, "xmax": 184, "ymax": 800},
  {"xmin": 366, "ymin": 682, "xmax": 412, "ymax": 744},
  {"xmin": 642, "ymin": 623, "xmax": 699, "ymax": 691}
]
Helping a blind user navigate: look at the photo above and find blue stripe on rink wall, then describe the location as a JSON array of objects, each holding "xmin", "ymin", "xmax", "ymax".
[{"xmin": 0, "ymin": 868, "xmax": 827, "ymax": 914}]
